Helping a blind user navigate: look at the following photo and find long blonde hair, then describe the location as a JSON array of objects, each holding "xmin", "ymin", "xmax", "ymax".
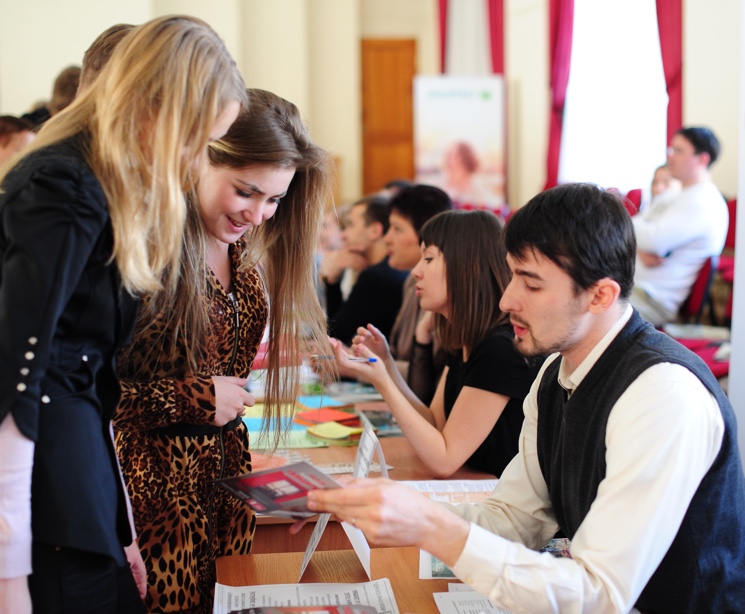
[
  {"xmin": 138, "ymin": 89, "xmax": 335, "ymax": 443},
  {"xmin": 0, "ymin": 16, "xmax": 247, "ymax": 295}
]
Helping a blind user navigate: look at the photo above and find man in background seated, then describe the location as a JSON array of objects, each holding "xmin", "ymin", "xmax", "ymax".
[
  {"xmin": 306, "ymin": 183, "xmax": 745, "ymax": 613},
  {"xmin": 323, "ymin": 195, "xmax": 407, "ymax": 345},
  {"xmin": 630, "ymin": 126, "xmax": 728, "ymax": 326}
]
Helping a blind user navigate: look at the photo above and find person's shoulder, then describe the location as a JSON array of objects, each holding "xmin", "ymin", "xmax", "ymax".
[
  {"xmin": 2, "ymin": 136, "xmax": 105, "ymax": 213},
  {"xmin": 364, "ymin": 258, "xmax": 408, "ymax": 282},
  {"xmin": 682, "ymin": 181, "xmax": 726, "ymax": 203},
  {"xmin": 7, "ymin": 136, "xmax": 90, "ymax": 182}
]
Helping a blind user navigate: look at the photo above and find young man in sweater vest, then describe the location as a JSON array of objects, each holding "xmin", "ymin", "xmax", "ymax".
[{"xmin": 304, "ymin": 183, "xmax": 745, "ymax": 613}]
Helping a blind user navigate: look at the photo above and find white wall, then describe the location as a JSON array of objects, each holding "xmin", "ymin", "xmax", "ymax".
[
  {"xmin": 308, "ymin": 0, "xmax": 361, "ymax": 205},
  {"xmin": 360, "ymin": 0, "xmax": 439, "ymax": 76},
  {"xmin": 0, "ymin": 1, "xmax": 740, "ymax": 204},
  {"xmin": 0, "ymin": 0, "xmax": 150, "ymax": 115},
  {"xmin": 684, "ymin": 0, "xmax": 740, "ymax": 198},
  {"xmin": 505, "ymin": 0, "xmax": 549, "ymax": 208}
]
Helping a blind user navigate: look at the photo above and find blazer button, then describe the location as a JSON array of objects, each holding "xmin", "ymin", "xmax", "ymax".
[
  {"xmin": 24, "ymin": 351, "xmax": 34, "ymax": 360},
  {"xmin": 82, "ymin": 355, "xmax": 88, "ymax": 362},
  {"xmin": 41, "ymin": 395, "xmax": 51, "ymax": 404},
  {"xmin": 17, "ymin": 383, "xmax": 27, "ymax": 392},
  {"xmin": 28, "ymin": 337, "xmax": 38, "ymax": 345},
  {"xmin": 20, "ymin": 367, "xmax": 29, "ymax": 376}
]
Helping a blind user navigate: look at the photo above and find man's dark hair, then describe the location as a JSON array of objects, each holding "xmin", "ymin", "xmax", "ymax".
[
  {"xmin": 389, "ymin": 184, "xmax": 453, "ymax": 237},
  {"xmin": 353, "ymin": 194, "xmax": 392, "ymax": 234},
  {"xmin": 676, "ymin": 126, "xmax": 721, "ymax": 167},
  {"xmin": 383, "ymin": 178, "xmax": 415, "ymax": 191},
  {"xmin": 505, "ymin": 183, "xmax": 636, "ymax": 299}
]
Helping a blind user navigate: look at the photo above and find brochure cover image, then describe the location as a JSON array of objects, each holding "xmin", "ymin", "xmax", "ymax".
[{"xmin": 217, "ymin": 461, "xmax": 342, "ymax": 519}]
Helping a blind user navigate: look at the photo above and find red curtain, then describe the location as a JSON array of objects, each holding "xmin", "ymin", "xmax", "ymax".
[
  {"xmin": 439, "ymin": 0, "xmax": 449, "ymax": 73},
  {"xmin": 487, "ymin": 0, "xmax": 504, "ymax": 74},
  {"xmin": 544, "ymin": 0, "xmax": 574, "ymax": 190},
  {"xmin": 656, "ymin": 0, "xmax": 683, "ymax": 144},
  {"xmin": 438, "ymin": 0, "xmax": 504, "ymax": 75}
]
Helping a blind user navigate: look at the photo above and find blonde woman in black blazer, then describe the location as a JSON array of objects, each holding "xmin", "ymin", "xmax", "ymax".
[{"xmin": 0, "ymin": 16, "xmax": 246, "ymax": 614}]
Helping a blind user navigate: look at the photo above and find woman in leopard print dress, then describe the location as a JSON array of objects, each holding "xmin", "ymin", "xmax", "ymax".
[{"xmin": 114, "ymin": 89, "xmax": 334, "ymax": 613}]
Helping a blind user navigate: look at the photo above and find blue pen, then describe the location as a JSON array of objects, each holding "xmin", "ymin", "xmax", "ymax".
[{"xmin": 310, "ymin": 354, "xmax": 377, "ymax": 363}]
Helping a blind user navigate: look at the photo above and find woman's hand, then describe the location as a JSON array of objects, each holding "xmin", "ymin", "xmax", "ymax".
[
  {"xmin": 304, "ymin": 478, "xmax": 470, "ymax": 563},
  {"xmin": 124, "ymin": 541, "xmax": 148, "ymax": 600},
  {"xmin": 415, "ymin": 311, "xmax": 435, "ymax": 345},
  {"xmin": 0, "ymin": 576, "xmax": 31, "ymax": 614},
  {"xmin": 352, "ymin": 324, "xmax": 392, "ymax": 364},
  {"xmin": 320, "ymin": 248, "xmax": 368, "ymax": 284},
  {"xmin": 329, "ymin": 338, "xmax": 389, "ymax": 389},
  {"xmin": 212, "ymin": 376, "xmax": 254, "ymax": 426}
]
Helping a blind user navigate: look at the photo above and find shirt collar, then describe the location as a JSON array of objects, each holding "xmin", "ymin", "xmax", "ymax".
[{"xmin": 557, "ymin": 304, "xmax": 633, "ymax": 395}]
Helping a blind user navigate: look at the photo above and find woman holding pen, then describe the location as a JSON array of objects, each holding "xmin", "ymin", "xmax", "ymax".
[{"xmin": 330, "ymin": 210, "xmax": 541, "ymax": 478}]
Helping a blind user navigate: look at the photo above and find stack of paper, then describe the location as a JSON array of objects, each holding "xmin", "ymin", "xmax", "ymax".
[
  {"xmin": 295, "ymin": 394, "xmax": 354, "ymax": 412},
  {"xmin": 306, "ymin": 421, "xmax": 364, "ymax": 446},
  {"xmin": 294, "ymin": 407, "xmax": 361, "ymax": 427}
]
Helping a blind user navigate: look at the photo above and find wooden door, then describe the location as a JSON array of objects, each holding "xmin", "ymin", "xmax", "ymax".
[{"xmin": 361, "ymin": 39, "xmax": 416, "ymax": 195}]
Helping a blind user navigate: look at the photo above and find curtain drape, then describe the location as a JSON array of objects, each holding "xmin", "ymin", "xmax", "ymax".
[
  {"xmin": 438, "ymin": 0, "xmax": 504, "ymax": 75},
  {"xmin": 487, "ymin": 0, "xmax": 504, "ymax": 74},
  {"xmin": 439, "ymin": 0, "xmax": 449, "ymax": 73},
  {"xmin": 656, "ymin": 0, "xmax": 683, "ymax": 143},
  {"xmin": 545, "ymin": 0, "xmax": 574, "ymax": 190}
]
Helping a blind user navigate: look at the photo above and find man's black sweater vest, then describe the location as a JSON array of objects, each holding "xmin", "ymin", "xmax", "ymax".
[{"xmin": 536, "ymin": 311, "xmax": 745, "ymax": 613}]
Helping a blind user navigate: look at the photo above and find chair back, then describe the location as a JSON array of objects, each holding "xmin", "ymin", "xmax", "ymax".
[
  {"xmin": 624, "ymin": 188, "xmax": 642, "ymax": 216},
  {"xmin": 678, "ymin": 256, "xmax": 718, "ymax": 324},
  {"xmin": 725, "ymin": 198, "xmax": 737, "ymax": 250}
]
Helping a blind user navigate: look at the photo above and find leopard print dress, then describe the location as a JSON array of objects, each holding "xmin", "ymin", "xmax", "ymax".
[{"xmin": 114, "ymin": 243, "xmax": 266, "ymax": 613}]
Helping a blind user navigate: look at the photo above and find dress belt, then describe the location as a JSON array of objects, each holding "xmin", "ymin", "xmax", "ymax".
[{"xmin": 150, "ymin": 415, "xmax": 243, "ymax": 438}]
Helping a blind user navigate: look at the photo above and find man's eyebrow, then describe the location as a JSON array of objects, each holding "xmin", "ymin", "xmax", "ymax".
[{"xmin": 512, "ymin": 268, "xmax": 544, "ymax": 282}]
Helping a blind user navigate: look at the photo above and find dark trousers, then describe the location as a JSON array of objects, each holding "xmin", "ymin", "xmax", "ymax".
[{"xmin": 29, "ymin": 543, "xmax": 145, "ymax": 614}]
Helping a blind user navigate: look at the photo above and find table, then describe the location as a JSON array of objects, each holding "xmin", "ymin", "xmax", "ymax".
[
  {"xmin": 251, "ymin": 436, "xmax": 494, "ymax": 554},
  {"xmin": 216, "ymin": 546, "xmax": 454, "ymax": 614}
]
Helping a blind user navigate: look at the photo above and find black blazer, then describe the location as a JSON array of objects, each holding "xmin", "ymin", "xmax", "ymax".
[{"xmin": 0, "ymin": 137, "xmax": 138, "ymax": 562}]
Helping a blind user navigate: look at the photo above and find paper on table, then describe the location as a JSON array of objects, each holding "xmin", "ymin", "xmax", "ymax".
[
  {"xmin": 296, "ymin": 395, "xmax": 353, "ymax": 410},
  {"xmin": 433, "ymin": 591, "xmax": 513, "ymax": 614},
  {"xmin": 315, "ymin": 461, "xmax": 393, "ymax": 475},
  {"xmin": 418, "ymin": 550, "xmax": 455, "ymax": 579},
  {"xmin": 298, "ymin": 513, "xmax": 332, "ymax": 582},
  {"xmin": 400, "ymin": 479, "xmax": 498, "ymax": 504},
  {"xmin": 448, "ymin": 583, "xmax": 477, "ymax": 592},
  {"xmin": 213, "ymin": 579, "xmax": 400, "ymax": 614}
]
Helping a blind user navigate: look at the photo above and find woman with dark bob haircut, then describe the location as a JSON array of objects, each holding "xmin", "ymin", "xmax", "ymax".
[{"xmin": 331, "ymin": 209, "xmax": 541, "ymax": 478}]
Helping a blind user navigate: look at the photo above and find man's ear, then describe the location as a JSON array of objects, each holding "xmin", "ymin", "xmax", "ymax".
[
  {"xmin": 588, "ymin": 278, "xmax": 621, "ymax": 314},
  {"xmin": 367, "ymin": 220, "xmax": 384, "ymax": 241}
]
